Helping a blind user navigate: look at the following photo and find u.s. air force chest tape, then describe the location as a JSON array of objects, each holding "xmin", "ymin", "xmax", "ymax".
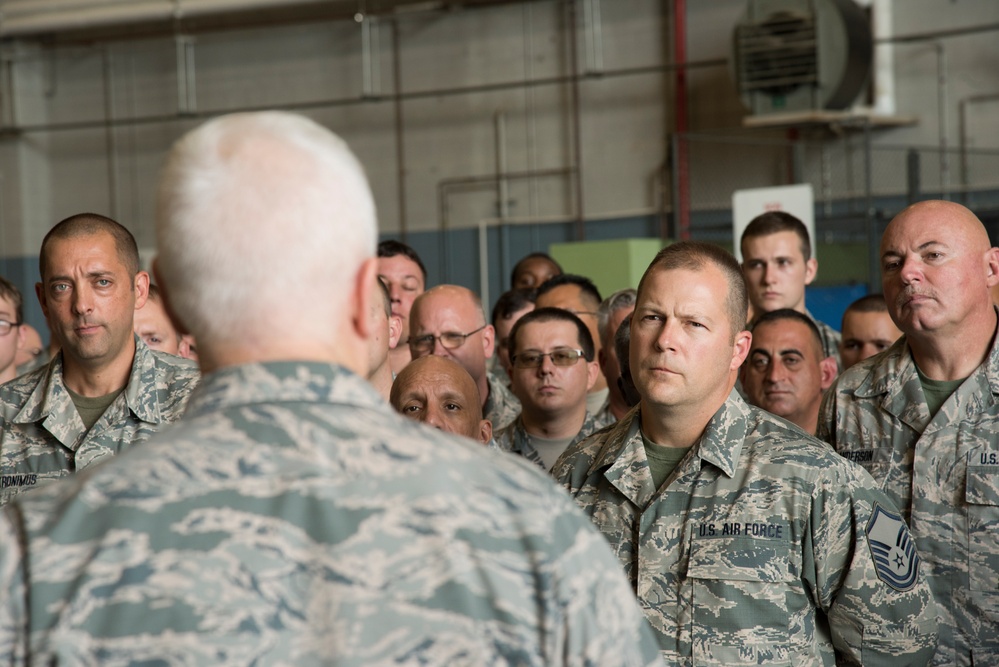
[
  {"xmin": 966, "ymin": 450, "xmax": 999, "ymax": 592},
  {"xmin": 866, "ymin": 502, "xmax": 920, "ymax": 591}
]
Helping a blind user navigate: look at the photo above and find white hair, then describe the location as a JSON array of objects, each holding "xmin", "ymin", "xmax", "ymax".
[{"xmin": 155, "ymin": 112, "xmax": 377, "ymax": 346}]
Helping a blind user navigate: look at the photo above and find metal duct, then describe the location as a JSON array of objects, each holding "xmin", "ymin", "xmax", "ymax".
[
  {"xmin": 0, "ymin": 0, "xmax": 449, "ymax": 37},
  {"xmin": 732, "ymin": 0, "xmax": 873, "ymax": 115}
]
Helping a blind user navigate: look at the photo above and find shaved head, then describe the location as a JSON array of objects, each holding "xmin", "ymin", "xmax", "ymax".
[
  {"xmin": 880, "ymin": 200, "xmax": 999, "ymax": 339},
  {"xmin": 390, "ymin": 355, "xmax": 492, "ymax": 444}
]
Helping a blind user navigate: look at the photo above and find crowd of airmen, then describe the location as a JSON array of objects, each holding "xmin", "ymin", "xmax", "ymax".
[{"xmin": 0, "ymin": 110, "xmax": 995, "ymax": 666}]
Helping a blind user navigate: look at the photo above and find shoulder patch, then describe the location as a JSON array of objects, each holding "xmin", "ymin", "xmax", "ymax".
[{"xmin": 866, "ymin": 502, "xmax": 920, "ymax": 591}]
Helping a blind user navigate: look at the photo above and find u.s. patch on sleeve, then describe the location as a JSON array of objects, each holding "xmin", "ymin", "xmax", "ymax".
[{"xmin": 865, "ymin": 502, "xmax": 920, "ymax": 591}]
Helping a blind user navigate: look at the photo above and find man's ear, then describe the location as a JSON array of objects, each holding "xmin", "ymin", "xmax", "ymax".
[
  {"xmin": 984, "ymin": 247, "xmax": 999, "ymax": 288},
  {"xmin": 351, "ymin": 258, "xmax": 379, "ymax": 341},
  {"xmin": 804, "ymin": 257, "xmax": 818, "ymax": 286},
  {"xmin": 481, "ymin": 324, "xmax": 495, "ymax": 359},
  {"xmin": 388, "ymin": 314, "xmax": 403, "ymax": 350},
  {"xmin": 585, "ymin": 360, "xmax": 599, "ymax": 392},
  {"xmin": 477, "ymin": 418, "xmax": 493, "ymax": 445},
  {"xmin": 731, "ymin": 330, "xmax": 752, "ymax": 370},
  {"xmin": 133, "ymin": 271, "xmax": 150, "ymax": 311},
  {"xmin": 819, "ymin": 356, "xmax": 838, "ymax": 390}
]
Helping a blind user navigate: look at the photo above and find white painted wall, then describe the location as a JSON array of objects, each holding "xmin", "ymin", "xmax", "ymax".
[{"xmin": 0, "ymin": 0, "xmax": 996, "ymax": 258}]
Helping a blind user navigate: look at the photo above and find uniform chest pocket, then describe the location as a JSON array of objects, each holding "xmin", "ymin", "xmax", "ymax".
[
  {"xmin": 687, "ymin": 536, "xmax": 794, "ymax": 666},
  {"xmin": 966, "ymin": 461, "xmax": 999, "ymax": 591}
]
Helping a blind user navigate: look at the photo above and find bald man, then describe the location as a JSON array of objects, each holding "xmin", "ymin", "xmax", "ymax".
[
  {"xmin": 409, "ymin": 285, "xmax": 520, "ymax": 430},
  {"xmin": 390, "ymin": 356, "xmax": 491, "ymax": 444},
  {"xmin": 819, "ymin": 200, "xmax": 999, "ymax": 666}
]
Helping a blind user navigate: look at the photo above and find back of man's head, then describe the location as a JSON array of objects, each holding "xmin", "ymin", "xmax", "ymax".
[{"xmin": 155, "ymin": 112, "xmax": 377, "ymax": 354}]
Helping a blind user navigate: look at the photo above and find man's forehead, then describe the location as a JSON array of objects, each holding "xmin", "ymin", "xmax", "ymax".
[
  {"xmin": 378, "ymin": 254, "xmax": 422, "ymax": 279},
  {"xmin": 639, "ymin": 265, "xmax": 721, "ymax": 304},
  {"xmin": 753, "ymin": 320, "xmax": 819, "ymax": 354},
  {"xmin": 537, "ymin": 283, "xmax": 584, "ymax": 306},
  {"xmin": 44, "ymin": 232, "xmax": 125, "ymax": 272},
  {"xmin": 414, "ymin": 291, "xmax": 478, "ymax": 327},
  {"xmin": 742, "ymin": 231, "xmax": 805, "ymax": 259},
  {"xmin": 516, "ymin": 319, "xmax": 578, "ymax": 349}
]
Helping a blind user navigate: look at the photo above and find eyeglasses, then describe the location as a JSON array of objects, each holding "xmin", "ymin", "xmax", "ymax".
[
  {"xmin": 0, "ymin": 320, "xmax": 20, "ymax": 336},
  {"xmin": 512, "ymin": 348, "xmax": 586, "ymax": 369},
  {"xmin": 410, "ymin": 324, "xmax": 487, "ymax": 354}
]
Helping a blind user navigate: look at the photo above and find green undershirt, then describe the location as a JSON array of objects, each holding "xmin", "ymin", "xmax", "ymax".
[
  {"xmin": 66, "ymin": 387, "xmax": 123, "ymax": 431},
  {"xmin": 914, "ymin": 364, "xmax": 966, "ymax": 419},
  {"xmin": 641, "ymin": 430, "xmax": 692, "ymax": 490}
]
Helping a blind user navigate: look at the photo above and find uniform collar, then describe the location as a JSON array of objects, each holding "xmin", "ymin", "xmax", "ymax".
[
  {"xmin": 586, "ymin": 389, "xmax": 750, "ymax": 508},
  {"xmin": 182, "ymin": 361, "xmax": 383, "ymax": 420},
  {"xmin": 850, "ymin": 314, "xmax": 999, "ymax": 429}
]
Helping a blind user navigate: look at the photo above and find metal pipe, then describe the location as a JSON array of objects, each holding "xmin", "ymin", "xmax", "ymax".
[
  {"xmin": 175, "ymin": 34, "xmax": 196, "ymax": 114},
  {"xmin": 567, "ymin": 0, "xmax": 585, "ymax": 240},
  {"xmin": 864, "ymin": 119, "xmax": 878, "ymax": 294},
  {"xmin": 0, "ymin": 56, "xmax": 727, "ymax": 137},
  {"xmin": 496, "ymin": 111, "xmax": 509, "ymax": 221},
  {"xmin": 673, "ymin": 0, "xmax": 689, "ymax": 240},
  {"xmin": 102, "ymin": 45, "xmax": 119, "ymax": 219},
  {"xmin": 391, "ymin": 18, "xmax": 408, "ymax": 241},
  {"xmin": 360, "ymin": 13, "xmax": 381, "ymax": 98},
  {"xmin": 936, "ymin": 42, "xmax": 949, "ymax": 200},
  {"xmin": 582, "ymin": 0, "xmax": 603, "ymax": 74}
]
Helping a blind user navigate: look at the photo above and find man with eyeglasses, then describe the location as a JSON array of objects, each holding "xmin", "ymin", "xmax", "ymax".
[
  {"xmin": 494, "ymin": 308, "xmax": 601, "ymax": 471},
  {"xmin": 0, "ymin": 276, "xmax": 26, "ymax": 385},
  {"xmin": 535, "ymin": 274, "xmax": 609, "ymax": 415},
  {"xmin": 0, "ymin": 213, "xmax": 199, "ymax": 505},
  {"xmin": 408, "ymin": 285, "xmax": 521, "ymax": 431}
]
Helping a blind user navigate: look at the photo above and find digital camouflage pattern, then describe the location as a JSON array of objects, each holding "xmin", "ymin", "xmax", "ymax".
[
  {"xmin": 553, "ymin": 389, "xmax": 938, "ymax": 666},
  {"xmin": 483, "ymin": 370, "xmax": 521, "ymax": 431},
  {"xmin": 818, "ymin": 332, "xmax": 999, "ymax": 666},
  {"xmin": 492, "ymin": 410, "xmax": 610, "ymax": 471},
  {"xmin": 0, "ymin": 362, "xmax": 663, "ymax": 667},
  {"xmin": 0, "ymin": 337, "xmax": 199, "ymax": 505}
]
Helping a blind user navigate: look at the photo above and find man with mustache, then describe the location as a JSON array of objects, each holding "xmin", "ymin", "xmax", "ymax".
[
  {"xmin": 819, "ymin": 200, "xmax": 999, "ymax": 666},
  {"xmin": 0, "ymin": 214, "xmax": 199, "ymax": 505},
  {"xmin": 554, "ymin": 241, "xmax": 938, "ymax": 663}
]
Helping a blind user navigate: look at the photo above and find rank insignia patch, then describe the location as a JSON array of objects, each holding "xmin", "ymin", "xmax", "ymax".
[{"xmin": 866, "ymin": 502, "xmax": 920, "ymax": 591}]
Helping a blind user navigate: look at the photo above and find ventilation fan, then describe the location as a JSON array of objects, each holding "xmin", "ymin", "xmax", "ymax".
[{"xmin": 733, "ymin": 0, "xmax": 873, "ymax": 116}]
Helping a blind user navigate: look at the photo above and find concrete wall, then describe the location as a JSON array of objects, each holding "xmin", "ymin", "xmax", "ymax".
[{"xmin": 1, "ymin": 0, "xmax": 999, "ymax": 332}]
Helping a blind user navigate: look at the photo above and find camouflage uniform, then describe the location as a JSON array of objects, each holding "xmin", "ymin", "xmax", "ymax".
[
  {"xmin": 483, "ymin": 370, "xmax": 520, "ymax": 430},
  {"xmin": 0, "ymin": 362, "xmax": 663, "ymax": 666},
  {"xmin": 590, "ymin": 398, "xmax": 618, "ymax": 431},
  {"xmin": 818, "ymin": 332, "xmax": 999, "ymax": 666},
  {"xmin": 0, "ymin": 337, "xmax": 199, "ymax": 505},
  {"xmin": 553, "ymin": 390, "xmax": 938, "ymax": 666},
  {"xmin": 492, "ymin": 410, "xmax": 610, "ymax": 471}
]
